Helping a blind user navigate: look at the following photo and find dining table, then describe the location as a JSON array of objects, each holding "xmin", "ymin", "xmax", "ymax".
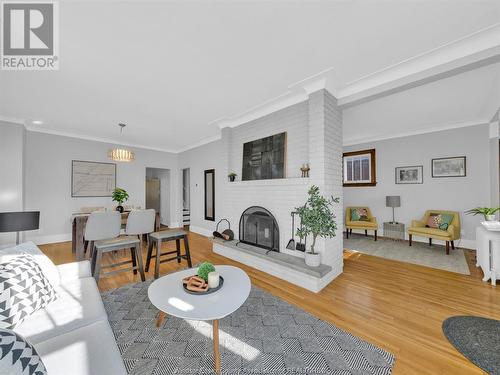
[{"xmin": 71, "ymin": 211, "xmax": 160, "ymax": 261}]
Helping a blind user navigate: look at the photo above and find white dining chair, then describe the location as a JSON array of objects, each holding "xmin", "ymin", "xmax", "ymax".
[
  {"xmin": 125, "ymin": 209, "xmax": 156, "ymax": 273},
  {"xmin": 85, "ymin": 211, "xmax": 145, "ymax": 284}
]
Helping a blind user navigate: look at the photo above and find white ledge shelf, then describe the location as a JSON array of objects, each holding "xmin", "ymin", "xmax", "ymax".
[{"xmin": 225, "ymin": 177, "xmax": 310, "ymax": 187}]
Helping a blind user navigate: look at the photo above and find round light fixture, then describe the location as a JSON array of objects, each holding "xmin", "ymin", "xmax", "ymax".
[{"xmin": 108, "ymin": 123, "xmax": 135, "ymax": 162}]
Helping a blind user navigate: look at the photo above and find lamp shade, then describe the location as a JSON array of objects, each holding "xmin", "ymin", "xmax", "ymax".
[
  {"xmin": 386, "ymin": 196, "xmax": 401, "ymax": 208},
  {"xmin": 0, "ymin": 211, "xmax": 40, "ymax": 232}
]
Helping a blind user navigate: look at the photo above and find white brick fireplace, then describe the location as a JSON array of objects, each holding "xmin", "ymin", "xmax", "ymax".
[{"xmin": 213, "ymin": 88, "xmax": 344, "ymax": 292}]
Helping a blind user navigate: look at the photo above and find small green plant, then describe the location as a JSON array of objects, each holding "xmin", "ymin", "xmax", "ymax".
[
  {"xmin": 465, "ymin": 207, "xmax": 500, "ymax": 220},
  {"xmin": 295, "ymin": 186, "xmax": 339, "ymax": 254},
  {"xmin": 197, "ymin": 262, "xmax": 215, "ymax": 282},
  {"xmin": 228, "ymin": 172, "xmax": 237, "ymax": 178},
  {"xmin": 111, "ymin": 188, "xmax": 129, "ymax": 205}
]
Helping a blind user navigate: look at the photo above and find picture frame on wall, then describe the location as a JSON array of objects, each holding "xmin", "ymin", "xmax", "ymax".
[
  {"xmin": 71, "ymin": 160, "xmax": 116, "ymax": 197},
  {"xmin": 395, "ymin": 165, "xmax": 423, "ymax": 184},
  {"xmin": 431, "ymin": 156, "xmax": 466, "ymax": 178}
]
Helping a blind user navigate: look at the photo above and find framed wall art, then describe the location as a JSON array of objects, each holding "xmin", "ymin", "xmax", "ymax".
[
  {"xmin": 395, "ymin": 165, "xmax": 423, "ymax": 184},
  {"xmin": 431, "ymin": 156, "xmax": 466, "ymax": 178}
]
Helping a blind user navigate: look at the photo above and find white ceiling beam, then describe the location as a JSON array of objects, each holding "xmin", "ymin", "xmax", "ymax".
[{"xmin": 338, "ymin": 24, "xmax": 500, "ymax": 107}]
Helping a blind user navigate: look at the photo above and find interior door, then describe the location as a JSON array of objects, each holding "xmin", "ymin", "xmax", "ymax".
[{"xmin": 145, "ymin": 178, "xmax": 161, "ymax": 213}]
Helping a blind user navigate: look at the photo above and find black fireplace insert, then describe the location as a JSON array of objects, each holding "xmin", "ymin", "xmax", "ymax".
[{"xmin": 239, "ymin": 206, "xmax": 279, "ymax": 252}]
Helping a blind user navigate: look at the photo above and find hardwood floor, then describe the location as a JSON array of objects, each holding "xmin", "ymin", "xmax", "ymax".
[{"xmin": 39, "ymin": 232, "xmax": 499, "ymax": 375}]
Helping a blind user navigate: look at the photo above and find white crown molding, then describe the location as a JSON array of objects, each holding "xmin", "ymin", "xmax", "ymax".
[
  {"xmin": 338, "ymin": 23, "xmax": 500, "ymax": 106},
  {"xmin": 215, "ymin": 90, "xmax": 309, "ymax": 130},
  {"xmin": 0, "ymin": 116, "xmax": 25, "ymax": 125},
  {"xmin": 343, "ymin": 119, "xmax": 489, "ymax": 146},
  {"xmin": 25, "ymin": 125, "xmax": 178, "ymax": 153},
  {"xmin": 176, "ymin": 134, "xmax": 222, "ymax": 153},
  {"xmin": 490, "ymin": 121, "xmax": 499, "ymax": 139}
]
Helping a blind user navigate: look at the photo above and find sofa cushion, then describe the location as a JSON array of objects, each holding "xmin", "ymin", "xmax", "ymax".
[
  {"xmin": 14, "ymin": 277, "xmax": 107, "ymax": 345},
  {"xmin": 0, "ymin": 254, "xmax": 58, "ymax": 330},
  {"xmin": 34, "ymin": 320, "xmax": 126, "ymax": 375},
  {"xmin": 408, "ymin": 226, "xmax": 451, "ymax": 239},
  {"xmin": 347, "ymin": 221, "xmax": 377, "ymax": 228},
  {"xmin": 0, "ymin": 242, "xmax": 60, "ymax": 288},
  {"xmin": 0, "ymin": 328, "xmax": 47, "ymax": 375}
]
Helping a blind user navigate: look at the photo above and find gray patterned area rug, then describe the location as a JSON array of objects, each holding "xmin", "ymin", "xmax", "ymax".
[{"xmin": 102, "ymin": 281, "xmax": 395, "ymax": 375}]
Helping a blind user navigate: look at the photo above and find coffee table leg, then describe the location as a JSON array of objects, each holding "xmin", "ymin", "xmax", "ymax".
[
  {"xmin": 156, "ymin": 311, "xmax": 166, "ymax": 328},
  {"xmin": 213, "ymin": 319, "xmax": 220, "ymax": 374}
]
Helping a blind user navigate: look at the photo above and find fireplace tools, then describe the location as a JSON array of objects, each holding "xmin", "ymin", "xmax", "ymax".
[
  {"xmin": 286, "ymin": 212, "xmax": 296, "ymax": 250},
  {"xmin": 289, "ymin": 211, "xmax": 306, "ymax": 252},
  {"xmin": 213, "ymin": 219, "xmax": 234, "ymax": 241}
]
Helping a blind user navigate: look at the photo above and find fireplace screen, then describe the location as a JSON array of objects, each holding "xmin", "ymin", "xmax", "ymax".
[{"xmin": 239, "ymin": 206, "xmax": 279, "ymax": 252}]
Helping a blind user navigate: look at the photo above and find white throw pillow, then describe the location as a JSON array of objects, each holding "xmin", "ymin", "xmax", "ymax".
[
  {"xmin": 0, "ymin": 328, "xmax": 47, "ymax": 375},
  {"xmin": 0, "ymin": 254, "xmax": 58, "ymax": 329},
  {"xmin": 0, "ymin": 242, "xmax": 60, "ymax": 288}
]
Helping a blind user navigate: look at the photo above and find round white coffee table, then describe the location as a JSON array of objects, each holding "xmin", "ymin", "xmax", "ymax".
[{"xmin": 148, "ymin": 265, "xmax": 250, "ymax": 373}]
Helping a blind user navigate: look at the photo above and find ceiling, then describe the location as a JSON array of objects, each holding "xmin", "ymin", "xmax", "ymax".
[
  {"xmin": 1, "ymin": 0, "xmax": 499, "ymax": 152},
  {"xmin": 343, "ymin": 62, "xmax": 500, "ymax": 145}
]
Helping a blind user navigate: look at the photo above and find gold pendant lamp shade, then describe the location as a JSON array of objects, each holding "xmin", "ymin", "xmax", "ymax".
[{"xmin": 108, "ymin": 123, "xmax": 135, "ymax": 162}]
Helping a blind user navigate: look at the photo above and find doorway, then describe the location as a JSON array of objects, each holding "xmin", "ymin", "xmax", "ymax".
[
  {"xmin": 145, "ymin": 168, "xmax": 170, "ymax": 227},
  {"xmin": 182, "ymin": 168, "xmax": 190, "ymax": 228}
]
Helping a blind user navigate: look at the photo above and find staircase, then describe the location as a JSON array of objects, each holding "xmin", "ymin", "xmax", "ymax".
[{"xmin": 182, "ymin": 208, "xmax": 190, "ymax": 226}]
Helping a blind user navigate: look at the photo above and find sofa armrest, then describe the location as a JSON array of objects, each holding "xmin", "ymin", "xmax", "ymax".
[
  {"xmin": 57, "ymin": 261, "xmax": 92, "ymax": 282},
  {"xmin": 370, "ymin": 217, "xmax": 377, "ymax": 224},
  {"xmin": 411, "ymin": 220, "xmax": 425, "ymax": 228}
]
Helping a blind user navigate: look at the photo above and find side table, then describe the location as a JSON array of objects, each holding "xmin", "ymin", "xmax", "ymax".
[{"xmin": 383, "ymin": 222, "xmax": 405, "ymax": 240}]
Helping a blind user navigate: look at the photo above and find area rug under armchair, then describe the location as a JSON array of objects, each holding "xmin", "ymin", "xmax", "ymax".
[{"xmin": 102, "ymin": 281, "xmax": 395, "ymax": 375}]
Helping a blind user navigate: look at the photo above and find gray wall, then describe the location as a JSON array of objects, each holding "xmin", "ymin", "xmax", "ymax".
[
  {"xmin": 343, "ymin": 124, "xmax": 491, "ymax": 248},
  {"xmin": 178, "ymin": 140, "xmax": 224, "ymax": 235},
  {"xmin": 24, "ymin": 131, "xmax": 180, "ymax": 244},
  {"xmin": 0, "ymin": 122, "xmax": 26, "ymax": 247}
]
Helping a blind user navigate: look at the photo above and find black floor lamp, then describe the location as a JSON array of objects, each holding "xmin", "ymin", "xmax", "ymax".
[{"xmin": 0, "ymin": 211, "xmax": 40, "ymax": 245}]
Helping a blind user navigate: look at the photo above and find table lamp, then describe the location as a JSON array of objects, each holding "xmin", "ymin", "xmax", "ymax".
[
  {"xmin": 386, "ymin": 196, "xmax": 401, "ymax": 224},
  {"xmin": 0, "ymin": 211, "xmax": 40, "ymax": 245}
]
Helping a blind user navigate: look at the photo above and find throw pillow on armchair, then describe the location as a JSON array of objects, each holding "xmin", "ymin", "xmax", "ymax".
[{"xmin": 351, "ymin": 208, "xmax": 370, "ymax": 222}]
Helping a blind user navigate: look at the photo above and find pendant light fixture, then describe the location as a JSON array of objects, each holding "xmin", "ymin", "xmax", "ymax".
[{"xmin": 108, "ymin": 123, "xmax": 135, "ymax": 162}]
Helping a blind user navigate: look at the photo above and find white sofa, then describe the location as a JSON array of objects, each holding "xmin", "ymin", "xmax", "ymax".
[{"xmin": 0, "ymin": 242, "xmax": 126, "ymax": 375}]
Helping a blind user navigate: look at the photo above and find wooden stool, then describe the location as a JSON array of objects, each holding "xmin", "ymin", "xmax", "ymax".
[
  {"xmin": 146, "ymin": 229, "xmax": 192, "ymax": 279},
  {"xmin": 91, "ymin": 236, "xmax": 145, "ymax": 284}
]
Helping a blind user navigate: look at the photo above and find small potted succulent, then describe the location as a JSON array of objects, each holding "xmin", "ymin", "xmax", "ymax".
[
  {"xmin": 111, "ymin": 188, "xmax": 129, "ymax": 213},
  {"xmin": 466, "ymin": 207, "xmax": 500, "ymax": 221},
  {"xmin": 295, "ymin": 185, "xmax": 339, "ymax": 267},
  {"xmin": 228, "ymin": 172, "xmax": 237, "ymax": 182}
]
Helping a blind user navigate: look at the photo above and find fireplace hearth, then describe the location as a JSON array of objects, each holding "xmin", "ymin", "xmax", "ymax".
[{"xmin": 239, "ymin": 206, "xmax": 279, "ymax": 252}]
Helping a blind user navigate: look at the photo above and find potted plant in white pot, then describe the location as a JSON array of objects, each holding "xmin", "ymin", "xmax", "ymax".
[
  {"xmin": 295, "ymin": 185, "xmax": 339, "ymax": 267},
  {"xmin": 465, "ymin": 207, "xmax": 500, "ymax": 221}
]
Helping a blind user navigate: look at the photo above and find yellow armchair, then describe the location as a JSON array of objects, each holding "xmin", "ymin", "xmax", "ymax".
[
  {"xmin": 407, "ymin": 210, "xmax": 460, "ymax": 254},
  {"xmin": 345, "ymin": 207, "xmax": 378, "ymax": 241}
]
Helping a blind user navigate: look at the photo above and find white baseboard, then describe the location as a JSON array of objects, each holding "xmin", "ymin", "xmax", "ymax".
[
  {"xmin": 27, "ymin": 233, "xmax": 72, "ymax": 246},
  {"xmin": 189, "ymin": 225, "xmax": 213, "ymax": 237},
  {"xmin": 169, "ymin": 222, "xmax": 182, "ymax": 228}
]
